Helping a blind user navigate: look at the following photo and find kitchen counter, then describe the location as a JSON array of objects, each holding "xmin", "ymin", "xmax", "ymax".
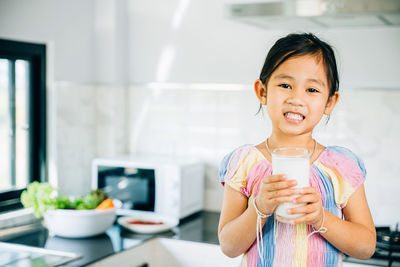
[
  {"xmin": 0, "ymin": 211, "xmax": 220, "ymax": 266},
  {"xmin": 1, "ymin": 211, "xmax": 394, "ymax": 266}
]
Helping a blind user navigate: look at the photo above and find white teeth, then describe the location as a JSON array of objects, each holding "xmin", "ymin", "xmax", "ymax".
[{"xmin": 285, "ymin": 112, "xmax": 304, "ymax": 120}]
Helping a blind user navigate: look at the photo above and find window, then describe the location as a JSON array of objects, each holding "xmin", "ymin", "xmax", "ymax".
[{"xmin": 0, "ymin": 39, "xmax": 46, "ymax": 212}]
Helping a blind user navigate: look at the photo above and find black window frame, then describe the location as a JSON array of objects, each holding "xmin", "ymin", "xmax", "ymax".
[{"xmin": 0, "ymin": 39, "xmax": 46, "ymax": 212}]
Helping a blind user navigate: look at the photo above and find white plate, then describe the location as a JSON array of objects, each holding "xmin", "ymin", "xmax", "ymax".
[{"xmin": 118, "ymin": 213, "xmax": 178, "ymax": 234}]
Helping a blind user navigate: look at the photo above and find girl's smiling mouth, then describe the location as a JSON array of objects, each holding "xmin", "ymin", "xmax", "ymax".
[{"xmin": 284, "ymin": 112, "xmax": 305, "ymax": 123}]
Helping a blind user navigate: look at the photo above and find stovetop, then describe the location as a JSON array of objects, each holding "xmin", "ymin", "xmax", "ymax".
[
  {"xmin": 344, "ymin": 226, "xmax": 400, "ymax": 267},
  {"xmin": 344, "ymin": 250, "xmax": 400, "ymax": 267}
]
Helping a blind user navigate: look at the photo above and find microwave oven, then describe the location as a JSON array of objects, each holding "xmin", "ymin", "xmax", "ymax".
[{"xmin": 92, "ymin": 154, "xmax": 204, "ymax": 220}]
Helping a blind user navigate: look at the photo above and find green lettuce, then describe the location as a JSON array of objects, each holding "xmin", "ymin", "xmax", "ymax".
[
  {"xmin": 20, "ymin": 182, "xmax": 108, "ymax": 218},
  {"xmin": 20, "ymin": 181, "xmax": 71, "ymax": 217}
]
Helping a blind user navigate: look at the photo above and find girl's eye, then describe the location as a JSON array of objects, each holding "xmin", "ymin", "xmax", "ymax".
[
  {"xmin": 279, "ymin": 84, "xmax": 291, "ymax": 89},
  {"xmin": 307, "ymin": 88, "xmax": 319, "ymax": 93}
]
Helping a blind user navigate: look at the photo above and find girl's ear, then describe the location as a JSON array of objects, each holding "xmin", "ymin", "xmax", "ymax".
[
  {"xmin": 324, "ymin": 92, "xmax": 340, "ymax": 115},
  {"xmin": 254, "ymin": 79, "xmax": 267, "ymax": 105}
]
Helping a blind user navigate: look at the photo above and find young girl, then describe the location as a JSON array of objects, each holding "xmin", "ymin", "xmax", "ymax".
[{"xmin": 218, "ymin": 33, "xmax": 376, "ymax": 267}]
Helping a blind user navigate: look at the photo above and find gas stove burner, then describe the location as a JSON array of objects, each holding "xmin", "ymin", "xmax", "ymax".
[
  {"xmin": 375, "ymin": 225, "xmax": 400, "ymax": 267},
  {"xmin": 377, "ymin": 226, "xmax": 400, "ymax": 251}
]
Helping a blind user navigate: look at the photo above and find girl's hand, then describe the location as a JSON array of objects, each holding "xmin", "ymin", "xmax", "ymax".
[
  {"xmin": 255, "ymin": 174, "xmax": 299, "ymax": 216},
  {"xmin": 287, "ymin": 186, "xmax": 324, "ymax": 228}
]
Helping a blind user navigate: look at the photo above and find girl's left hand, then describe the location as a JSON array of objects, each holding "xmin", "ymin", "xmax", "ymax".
[{"xmin": 287, "ymin": 187, "xmax": 324, "ymax": 229}]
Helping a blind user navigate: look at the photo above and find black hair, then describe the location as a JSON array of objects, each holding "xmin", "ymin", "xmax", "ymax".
[{"xmin": 257, "ymin": 32, "xmax": 339, "ymax": 115}]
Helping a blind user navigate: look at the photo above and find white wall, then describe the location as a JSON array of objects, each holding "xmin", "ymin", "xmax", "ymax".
[
  {"xmin": 0, "ymin": 0, "xmax": 95, "ymax": 83},
  {"xmin": 1, "ymin": 0, "xmax": 399, "ymax": 226},
  {"xmin": 126, "ymin": 0, "xmax": 400, "ymax": 88},
  {"xmin": 1, "ymin": 0, "xmax": 399, "ymax": 87}
]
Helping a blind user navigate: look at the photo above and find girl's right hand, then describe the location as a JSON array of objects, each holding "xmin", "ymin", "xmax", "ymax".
[{"xmin": 255, "ymin": 174, "xmax": 299, "ymax": 215}]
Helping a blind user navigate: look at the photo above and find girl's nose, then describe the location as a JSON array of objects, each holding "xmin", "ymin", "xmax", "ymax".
[{"xmin": 285, "ymin": 89, "xmax": 305, "ymax": 106}]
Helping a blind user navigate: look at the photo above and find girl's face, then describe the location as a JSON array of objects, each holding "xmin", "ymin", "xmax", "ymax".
[{"xmin": 255, "ymin": 54, "xmax": 339, "ymax": 138}]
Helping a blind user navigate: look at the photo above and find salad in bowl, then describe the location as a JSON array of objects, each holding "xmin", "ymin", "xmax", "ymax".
[{"xmin": 21, "ymin": 182, "xmax": 116, "ymax": 238}]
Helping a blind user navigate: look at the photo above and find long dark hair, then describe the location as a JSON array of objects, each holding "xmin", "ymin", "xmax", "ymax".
[{"xmin": 257, "ymin": 33, "xmax": 339, "ymax": 114}]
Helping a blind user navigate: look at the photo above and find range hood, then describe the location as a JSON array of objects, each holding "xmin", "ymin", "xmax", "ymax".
[{"xmin": 226, "ymin": 0, "xmax": 400, "ymax": 28}]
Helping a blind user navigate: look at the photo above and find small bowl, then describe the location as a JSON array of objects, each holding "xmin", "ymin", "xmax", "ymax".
[{"xmin": 44, "ymin": 208, "xmax": 116, "ymax": 238}]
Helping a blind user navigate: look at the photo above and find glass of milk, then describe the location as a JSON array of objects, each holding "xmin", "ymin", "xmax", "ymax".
[{"xmin": 272, "ymin": 147, "xmax": 310, "ymax": 223}]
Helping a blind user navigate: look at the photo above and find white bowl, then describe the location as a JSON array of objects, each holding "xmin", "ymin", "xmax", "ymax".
[
  {"xmin": 44, "ymin": 208, "xmax": 116, "ymax": 238},
  {"xmin": 118, "ymin": 213, "xmax": 178, "ymax": 234}
]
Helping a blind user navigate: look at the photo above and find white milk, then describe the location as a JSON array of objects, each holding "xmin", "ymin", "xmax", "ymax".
[{"xmin": 272, "ymin": 148, "xmax": 309, "ymax": 222}]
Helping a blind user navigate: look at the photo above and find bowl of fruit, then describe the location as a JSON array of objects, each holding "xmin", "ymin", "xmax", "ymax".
[{"xmin": 21, "ymin": 182, "xmax": 116, "ymax": 238}]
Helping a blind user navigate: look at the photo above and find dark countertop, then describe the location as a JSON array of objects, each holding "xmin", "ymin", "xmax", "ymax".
[
  {"xmin": 2, "ymin": 211, "xmax": 394, "ymax": 266},
  {"xmin": 0, "ymin": 211, "xmax": 220, "ymax": 266}
]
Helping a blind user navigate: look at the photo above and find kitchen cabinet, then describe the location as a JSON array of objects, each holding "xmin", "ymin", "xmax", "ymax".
[
  {"xmin": 89, "ymin": 238, "xmax": 376, "ymax": 267},
  {"xmin": 88, "ymin": 238, "xmax": 241, "ymax": 267},
  {"xmin": 343, "ymin": 263, "xmax": 372, "ymax": 267}
]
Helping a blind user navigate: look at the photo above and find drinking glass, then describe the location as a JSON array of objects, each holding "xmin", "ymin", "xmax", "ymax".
[{"xmin": 272, "ymin": 147, "xmax": 310, "ymax": 223}]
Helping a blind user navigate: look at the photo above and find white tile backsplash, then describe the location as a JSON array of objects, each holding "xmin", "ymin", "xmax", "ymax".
[
  {"xmin": 127, "ymin": 85, "xmax": 271, "ymax": 213},
  {"xmin": 52, "ymin": 83, "xmax": 400, "ymax": 227},
  {"xmin": 53, "ymin": 82, "xmax": 128, "ymax": 196},
  {"xmin": 54, "ymin": 83, "xmax": 96, "ymax": 196},
  {"xmin": 314, "ymin": 89, "xmax": 400, "ymax": 227},
  {"xmin": 95, "ymin": 85, "xmax": 128, "ymax": 157},
  {"xmin": 126, "ymin": 84, "xmax": 400, "ymax": 226}
]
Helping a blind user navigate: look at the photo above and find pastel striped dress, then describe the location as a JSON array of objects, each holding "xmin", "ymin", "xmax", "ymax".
[{"xmin": 219, "ymin": 145, "xmax": 366, "ymax": 267}]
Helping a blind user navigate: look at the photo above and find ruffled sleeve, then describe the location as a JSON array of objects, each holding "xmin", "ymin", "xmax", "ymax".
[
  {"xmin": 218, "ymin": 145, "xmax": 265, "ymax": 197},
  {"xmin": 316, "ymin": 146, "xmax": 366, "ymax": 208}
]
